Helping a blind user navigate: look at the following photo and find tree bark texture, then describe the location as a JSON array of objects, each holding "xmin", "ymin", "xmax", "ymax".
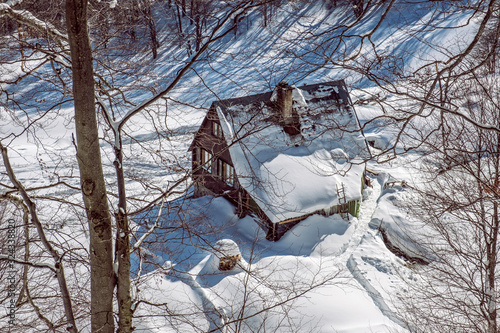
[
  {"xmin": 114, "ymin": 143, "xmax": 133, "ymax": 333},
  {"xmin": 487, "ymin": 200, "xmax": 498, "ymax": 333},
  {"xmin": 66, "ymin": 1, "xmax": 115, "ymax": 332}
]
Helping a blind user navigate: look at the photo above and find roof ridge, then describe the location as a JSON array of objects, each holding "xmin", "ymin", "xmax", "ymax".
[{"xmin": 212, "ymin": 79, "xmax": 347, "ymax": 108}]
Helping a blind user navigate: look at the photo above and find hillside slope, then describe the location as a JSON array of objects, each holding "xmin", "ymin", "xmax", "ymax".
[{"xmin": 0, "ymin": 1, "xmax": 487, "ymax": 332}]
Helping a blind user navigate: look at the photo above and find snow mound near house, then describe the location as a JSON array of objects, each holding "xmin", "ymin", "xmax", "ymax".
[
  {"xmin": 214, "ymin": 239, "xmax": 241, "ymax": 257},
  {"xmin": 199, "ymin": 239, "xmax": 247, "ymax": 275}
]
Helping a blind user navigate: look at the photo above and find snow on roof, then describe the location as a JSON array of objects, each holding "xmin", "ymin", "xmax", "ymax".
[{"xmin": 214, "ymin": 80, "xmax": 370, "ymax": 223}]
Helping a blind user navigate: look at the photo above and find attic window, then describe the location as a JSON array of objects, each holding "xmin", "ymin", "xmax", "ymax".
[{"xmin": 212, "ymin": 122, "xmax": 222, "ymax": 138}]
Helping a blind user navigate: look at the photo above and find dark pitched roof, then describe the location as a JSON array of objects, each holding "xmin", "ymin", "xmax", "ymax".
[{"xmin": 213, "ymin": 80, "xmax": 350, "ymax": 117}]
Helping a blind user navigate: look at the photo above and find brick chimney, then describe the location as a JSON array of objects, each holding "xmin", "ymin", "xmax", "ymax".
[{"xmin": 276, "ymin": 81, "xmax": 300, "ymax": 135}]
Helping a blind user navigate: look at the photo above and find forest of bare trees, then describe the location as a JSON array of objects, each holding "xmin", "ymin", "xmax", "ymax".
[{"xmin": 1, "ymin": 0, "xmax": 500, "ymax": 332}]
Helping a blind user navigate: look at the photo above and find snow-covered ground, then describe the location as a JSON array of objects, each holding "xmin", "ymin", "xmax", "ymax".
[
  {"xmin": 0, "ymin": 1, "xmax": 483, "ymax": 332},
  {"xmin": 131, "ymin": 185, "xmax": 403, "ymax": 332},
  {"xmin": 125, "ymin": 82, "xmax": 437, "ymax": 332}
]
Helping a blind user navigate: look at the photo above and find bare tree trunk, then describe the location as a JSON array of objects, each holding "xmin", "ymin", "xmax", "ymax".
[
  {"xmin": 114, "ymin": 140, "xmax": 133, "ymax": 333},
  {"xmin": 143, "ymin": 2, "xmax": 159, "ymax": 60},
  {"xmin": 487, "ymin": 135, "xmax": 500, "ymax": 333},
  {"xmin": 487, "ymin": 200, "xmax": 498, "ymax": 333},
  {"xmin": 66, "ymin": 1, "xmax": 115, "ymax": 332},
  {"xmin": 262, "ymin": 3, "xmax": 267, "ymax": 28}
]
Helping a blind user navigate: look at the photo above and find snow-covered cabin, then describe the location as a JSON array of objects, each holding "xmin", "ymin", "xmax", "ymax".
[{"xmin": 189, "ymin": 80, "xmax": 371, "ymax": 240}]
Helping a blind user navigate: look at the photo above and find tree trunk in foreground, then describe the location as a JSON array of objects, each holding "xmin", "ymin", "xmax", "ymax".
[{"xmin": 66, "ymin": 1, "xmax": 115, "ymax": 332}]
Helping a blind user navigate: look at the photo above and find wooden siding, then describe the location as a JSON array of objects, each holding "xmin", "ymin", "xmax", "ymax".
[{"xmin": 192, "ymin": 107, "xmax": 236, "ymax": 197}]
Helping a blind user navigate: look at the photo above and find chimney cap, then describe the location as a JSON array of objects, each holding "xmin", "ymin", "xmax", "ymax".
[{"xmin": 277, "ymin": 80, "xmax": 290, "ymax": 88}]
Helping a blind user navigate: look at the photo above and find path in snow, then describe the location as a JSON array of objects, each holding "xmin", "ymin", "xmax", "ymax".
[
  {"xmin": 341, "ymin": 177, "xmax": 406, "ymax": 328},
  {"xmin": 327, "ymin": 176, "xmax": 404, "ymax": 327},
  {"xmin": 335, "ymin": 176, "xmax": 381, "ymax": 262}
]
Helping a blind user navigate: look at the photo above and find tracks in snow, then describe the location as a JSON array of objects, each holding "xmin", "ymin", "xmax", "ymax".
[
  {"xmin": 334, "ymin": 176, "xmax": 381, "ymax": 264},
  {"xmin": 340, "ymin": 176, "xmax": 406, "ymax": 328}
]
